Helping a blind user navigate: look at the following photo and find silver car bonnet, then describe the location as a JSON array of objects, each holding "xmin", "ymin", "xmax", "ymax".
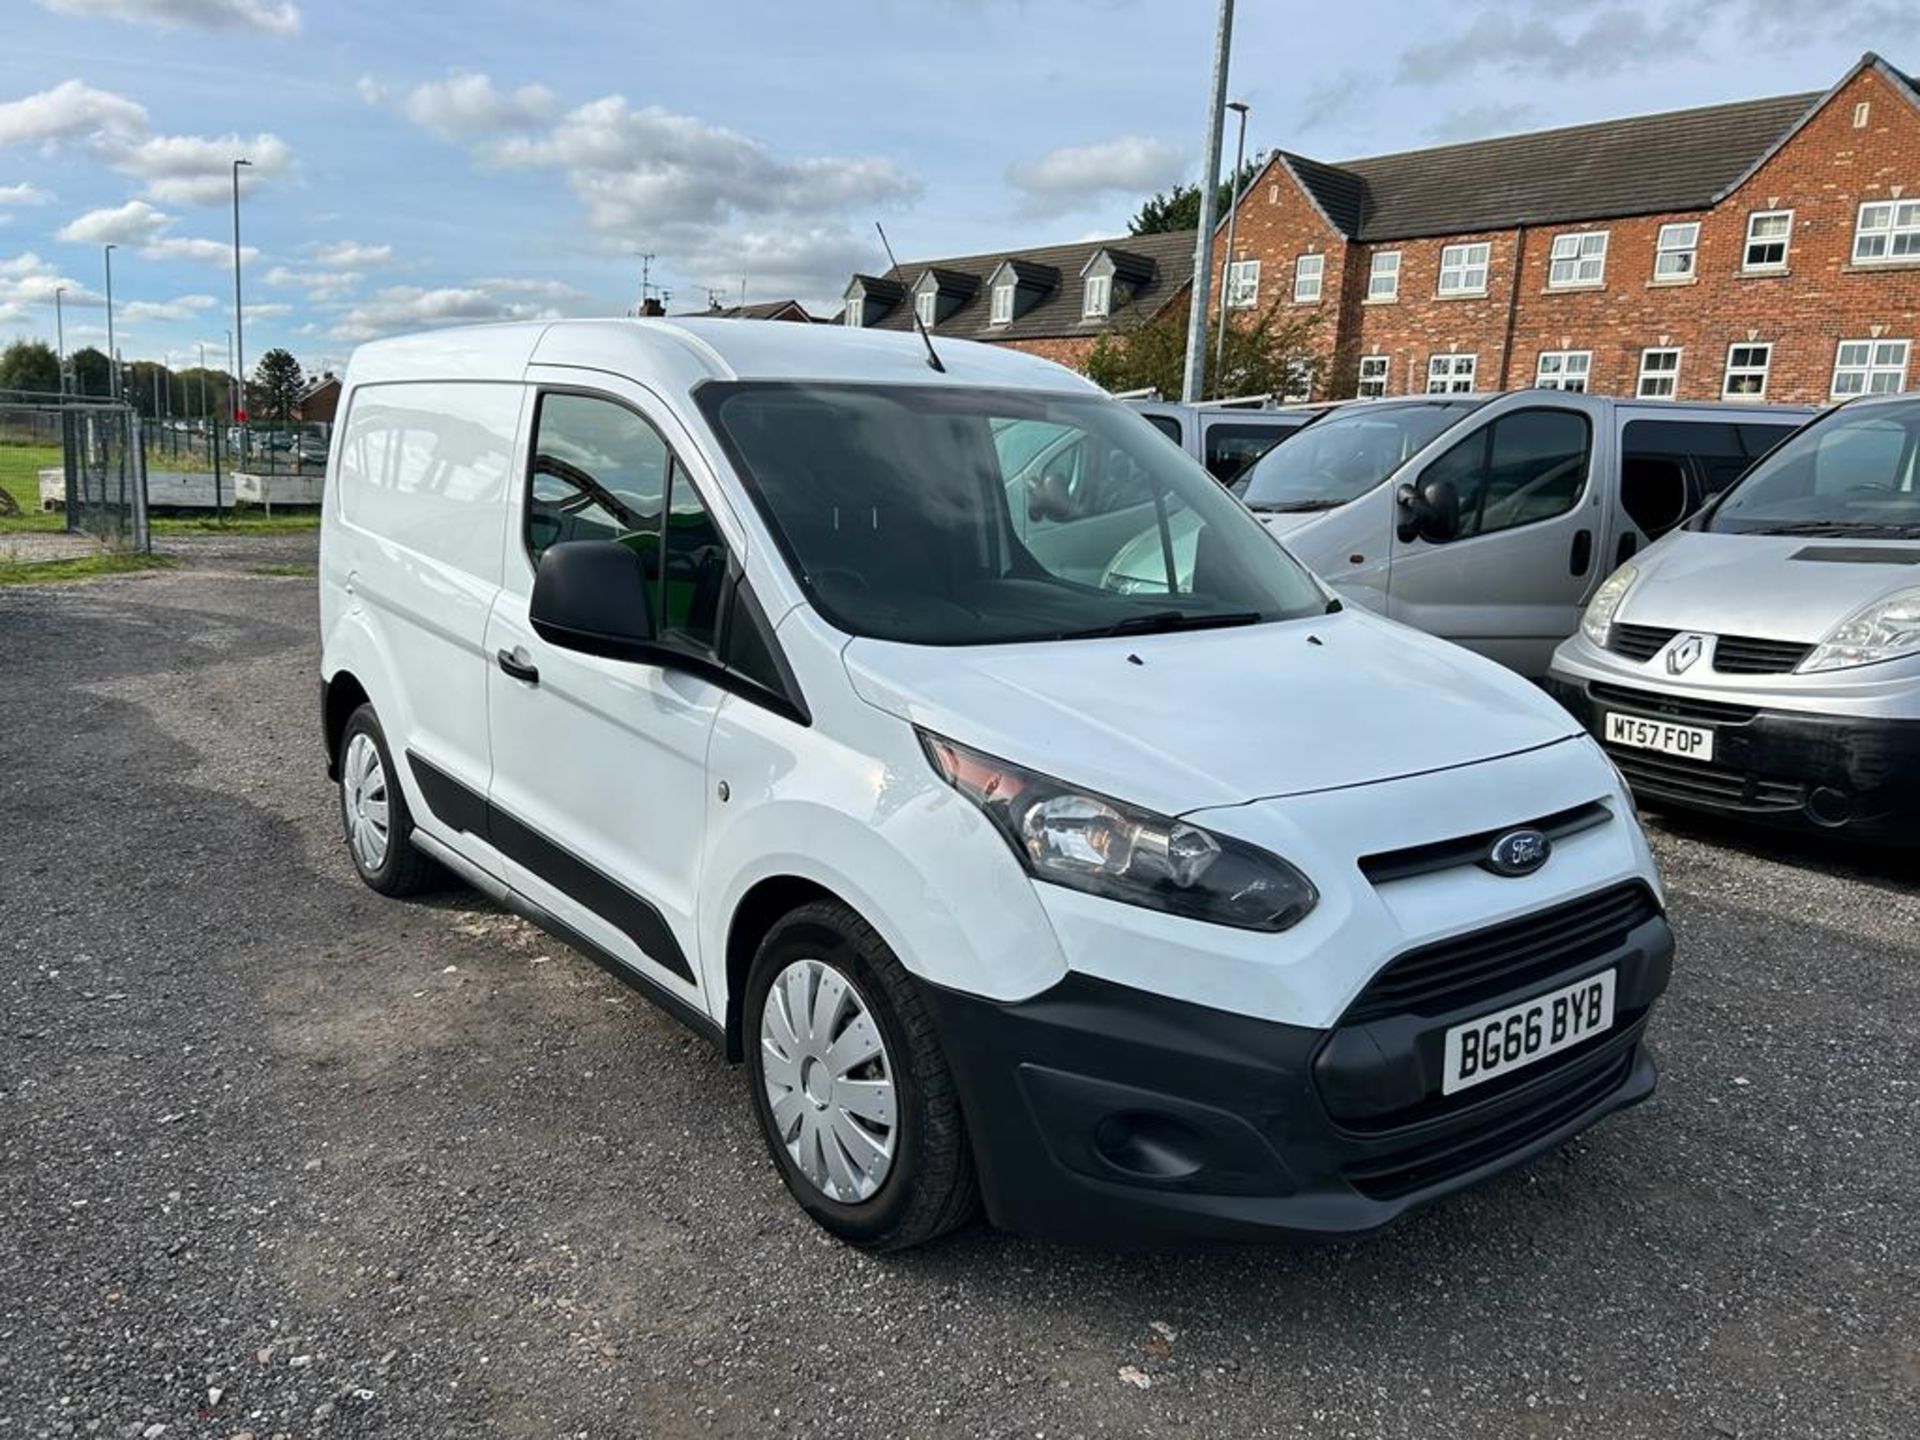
[{"xmin": 1619, "ymin": 530, "xmax": 1920, "ymax": 642}]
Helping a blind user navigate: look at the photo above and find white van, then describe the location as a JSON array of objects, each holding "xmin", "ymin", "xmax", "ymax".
[
  {"xmin": 1127, "ymin": 400, "xmax": 1322, "ymax": 485},
  {"xmin": 1549, "ymin": 392, "xmax": 1920, "ymax": 840},
  {"xmin": 1237, "ymin": 392, "xmax": 1812, "ymax": 675},
  {"xmin": 320, "ymin": 319, "xmax": 1671, "ymax": 1249}
]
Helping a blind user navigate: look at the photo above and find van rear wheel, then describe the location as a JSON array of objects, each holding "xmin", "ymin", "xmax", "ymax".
[
  {"xmin": 337, "ymin": 703, "xmax": 439, "ymax": 897},
  {"xmin": 744, "ymin": 900, "xmax": 978, "ymax": 1251}
]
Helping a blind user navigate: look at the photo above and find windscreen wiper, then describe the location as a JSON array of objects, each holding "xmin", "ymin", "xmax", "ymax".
[
  {"xmin": 1247, "ymin": 498, "xmax": 1343, "ymax": 513},
  {"xmin": 1057, "ymin": 609, "xmax": 1264, "ymax": 640},
  {"xmin": 1753, "ymin": 519, "xmax": 1920, "ymax": 537}
]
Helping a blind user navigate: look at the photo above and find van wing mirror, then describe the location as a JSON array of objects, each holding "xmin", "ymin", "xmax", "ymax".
[
  {"xmin": 529, "ymin": 539, "xmax": 659, "ymax": 662},
  {"xmin": 1395, "ymin": 476, "xmax": 1461, "ymax": 544}
]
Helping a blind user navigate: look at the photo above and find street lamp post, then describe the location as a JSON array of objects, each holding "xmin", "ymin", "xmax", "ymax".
[
  {"xmin": 103, "ymin": 243, "xmax": 119, "ymax": 400},
  {"xmin": 1212, "ymin": 100, "xmax": 1251, "ymax": 394},
  {"xmin": 231, "ymin": 157, "xmax": 252, "ymax": 434},
  {"xmin": 1180, "ymin": 0, "xmax": 1236, "ymax": 403},
  {"xmin": 54, "ymin": 286, "xmax": 66, "ymax": 395}
]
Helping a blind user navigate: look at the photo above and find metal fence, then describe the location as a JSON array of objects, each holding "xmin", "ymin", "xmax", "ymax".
[{"xmin": 0, "ymin": 391, "xmax": 149, "ymax": 552}]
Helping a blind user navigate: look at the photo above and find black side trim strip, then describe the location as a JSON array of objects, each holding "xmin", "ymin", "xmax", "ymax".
[{"xmin": 406, "ymin": 750, "xmax": 696, "ymax": 985}]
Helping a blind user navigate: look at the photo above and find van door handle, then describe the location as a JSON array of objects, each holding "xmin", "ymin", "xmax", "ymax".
[
  {"xmin": 1569, "ymin": 528, "xmax": 1593, "ymax": 577},
  {"xmin": 496, "ymin": 649, "xmax": 540, "ymax": 685}
]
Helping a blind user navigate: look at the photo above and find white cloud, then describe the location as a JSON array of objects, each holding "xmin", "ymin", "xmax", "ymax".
[
  {"xmin": 1006, "ymin": 135, "xmax": 1187, "ymax": 216},
  {"xmin": 122, "ymin": 292, "xmax": 216, "ymax": 321},
  {"xmin": 0, "ymin": 251, "xmax": 103, "ymax": 315},
  {"xmin": 311, "ymin": 240, "xmax": 390, "ymax": 268},
  {"xmin": 355, "ymin": 74, "xmax": 387, "ymax": 107},
  {"xmin": 0, "ymin": 80, "xmax": 147, "ymax": 150},
  {"xmin": 108, "ymin": 130, "xmax": 294, "ymax": 205},
  {"xmin": 0, "ymin": 183, "xmax": 53, "ymax": 206},
  {"xmin": 403, "ymin": 73, "xmax": 557, "ymax": 141},
  {"xmin": 33, "ymin": 0, "xmax": 300, "ymax": 36},
  {"xmin": 330, "ymin": 276, "xmax": 590, "ymax": 343},
  {"xmin": 265, "ymin": 264, "xmax": 360, "ymax": 299},
  {"xmin": 56, "ymin": 200, "xmax": 255, "ymax": 264}
]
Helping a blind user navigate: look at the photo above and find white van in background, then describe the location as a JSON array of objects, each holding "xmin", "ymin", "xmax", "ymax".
[
  {"xmin": 320, "ymin": 319, "xmax": 1670, "ymax": 1250},
  {"xmin": 1236, "ymin": 392, "xmax": 1813, "ymax": 675},
  {"xmin": 1128, "ymin": 399, "xmax": 1324, "ymax": 484}
]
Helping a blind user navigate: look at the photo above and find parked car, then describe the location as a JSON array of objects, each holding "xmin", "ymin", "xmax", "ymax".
[
  {"xmin": 1128, "ymin": 399, "xmax": 1322, "ymax": 484},
  {"xmin": 320, "ymin": 319, "xmax": 1671, "ymax": 1250},
  {"xmin": 1234, "ymin": 392, "xmax": 1812, "ymax": 675},
  {"xmin": 1547, "ymin": 392, "xmax": 1920, "ymax": 839}
]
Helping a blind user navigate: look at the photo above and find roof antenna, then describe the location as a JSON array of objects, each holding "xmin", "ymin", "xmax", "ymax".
[{"xmin": 874, "ymin": 221, "xmax": 945, "ymax": 373}]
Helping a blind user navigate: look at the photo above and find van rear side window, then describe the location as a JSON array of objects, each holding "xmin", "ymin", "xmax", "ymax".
[
  {"xmin": 1620, "ymin": 418, "xmax": 1801, "ymax": 536},
  {"xmin": 335, "ymin": 382, "xmax": 519, "ymax": 579}
]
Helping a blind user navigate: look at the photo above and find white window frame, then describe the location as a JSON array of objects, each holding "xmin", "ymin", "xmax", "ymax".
[
  {"xmin": 1547, "ymin": 231, "xmax": 1609, "ymax": 289},
  {"xmin": 1226, "ymin": 258, "xmax": 1260, "ymax": 309},
  {"xmin": 989, "ymin": 282, "xmax": 1014, "ymax": 326},
  {"xmin": 1367, "ymin": 251, "xmax": 1400, "ymax": 301},
  {"xmin": 1426, "ymin": 353, "xmax": 1478, "ymax": 393},
  {"xmin": 1723, "ymin": 343, "xmax": 1773, "ymax": 401},
  {"xmin": 914, "ymin": 290, "xmax": 937, "ymax": 328},
  {"xmin": 1851, "ymin": 199, "xmax": 1920, "ymax": 266},
  {"xmin": 1636, "ymin": 347, "xmax": 1682, "ymax": 399},
  {"xmin": 843, "ymin": 299, "xmax": 863, "ymax": 328},
  {"xmin": 1831, "ymin": 338, "xmax": 1911, "ymax": 397},
  {"xmin": 1293, "ymin": 253, "xmax": 1324, "ymax": 303},
  {"xmin": 1536, "ymin": 350, "xmax": 1592, "ymax": 392},
  {"xmin": 1653, "ymin": 222, "xmax": 1699, "ymax": 282},
  {"xmin": 1743, "ymin": 210, "xmax": 1792, "ymax": 273},
  {"xmin": 1357, "ymin": 354, "xmax": 1391, "ymax": 398},
  {"xmin": 1082, "ymin": 273, "xmax": 1111, "ymax": 318},
  {"xmin": 1282, "ymin": 357, "xmax": 1313, "ymax": 403},
  {"xmin": 1438, "ymin": 242, "xmax": 1491, "ymax": 297}
]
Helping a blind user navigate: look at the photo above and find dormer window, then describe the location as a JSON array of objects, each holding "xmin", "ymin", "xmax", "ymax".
[
  {"xmin": 1083, "ymin": 274, "xmax": 1111, "ymax": 318},
  {"xmin": 990, "ymin": 282, "xmax": 1014, "ymax": 326}
]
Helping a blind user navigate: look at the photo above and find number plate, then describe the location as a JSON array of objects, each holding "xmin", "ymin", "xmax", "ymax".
[
  {"xmin": 1603, "ymin": 711, "xmax": 1714, "ymax": 762},
  {"xmin": 1442, "ymin": 970, "xmax": 1616, "ymax": 1096}
]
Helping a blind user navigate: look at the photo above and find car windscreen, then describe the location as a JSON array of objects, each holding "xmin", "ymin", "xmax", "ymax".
[
  {"xmin": 1706, "ymin": 399, "xmax": 1920, "ymax": 537},
  {"xmin": 696, "ymin": 381, "xmax": 1330, "ymax": 646},
  {"xmin": 1236, "ymin": 400, "xmax": 1485, "ymax": 512}
]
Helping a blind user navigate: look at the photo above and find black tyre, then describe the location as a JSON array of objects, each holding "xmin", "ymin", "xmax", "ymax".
[
  {"xmin": 337, "ymin": 703, "xmax": 440, "ymax": 897},
  {"xmin": 744, "ymin": 900, "xmax": 978, "ymax": 1250}
]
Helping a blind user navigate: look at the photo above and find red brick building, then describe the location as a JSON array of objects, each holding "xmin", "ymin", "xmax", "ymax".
[{"xmin": 1207, "ymin": 52, "xmax": 1920, "ymax": 405}]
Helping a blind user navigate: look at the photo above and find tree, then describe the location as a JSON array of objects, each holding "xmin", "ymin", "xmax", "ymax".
[
  {"xmin": 1128, "ymin": 153, "xmax": 1267, "ymax": 236},
  {"xmin": 0, "ymin": 338, "xmax": 60, "ymax": 394},
  {"xmin": 174, "ymin": 366, "xmax": 232, "ymax": 419},
  {"xmin": 251, "ymin": 347, "xmax": 304, "ymax": 422},
  {"xmin": 1084, "ymin": 294, "xmax": 1323, "ymax": 402},
  {"xmin": 69, "ymin": 346, "xmax": 111, "ymax": 397}
]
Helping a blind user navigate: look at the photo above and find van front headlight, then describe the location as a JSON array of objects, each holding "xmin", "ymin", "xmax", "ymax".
[
  {"xmin": 1580, "ymin": 563, "xmax": 1638, "ymax": 649},
  {"xmin": 1800, "ymin": 587, "xmax": 1920, "ymax": 673},
  {"xmin": 920, "ymin": 731, "xmax": 1317, "ymax": 932}
]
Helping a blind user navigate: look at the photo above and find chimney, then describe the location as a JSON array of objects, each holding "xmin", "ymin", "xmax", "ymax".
[{"xmin": 640, "ymin": 297, "xmax": 665, "ymax": 317}]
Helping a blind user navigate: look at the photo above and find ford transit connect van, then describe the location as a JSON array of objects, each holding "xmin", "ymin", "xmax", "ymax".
[
  {"xmin": 320, "ymin": 319, "xmax": 1671, "ymax": 1249},
  {"xmin": 1236, "ymin": 392, "xmax": 1811, "ymax": 675},
  {"xmin": 1548, "ymin": 392, "xmax": 1920, "ymax": 839}
]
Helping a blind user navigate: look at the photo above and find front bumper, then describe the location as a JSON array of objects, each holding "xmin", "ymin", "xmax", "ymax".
[
  {"xmin": 920, "ymin": 898, "xmax": 1672, "ymax": 1248},
  {"xmin": 1544, "ymin": 674, "xmax": 1920, "ymax": 839}
]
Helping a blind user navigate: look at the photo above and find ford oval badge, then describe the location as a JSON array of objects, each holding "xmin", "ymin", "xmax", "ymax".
[{"xmin": 1486, "ymin": 828, "xmax": 1552, "ymax": 877}]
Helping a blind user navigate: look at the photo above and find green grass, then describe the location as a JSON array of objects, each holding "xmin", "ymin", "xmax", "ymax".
[
  {"xmin": 0, "ymin": 552, "xmax": 177, "ymax": 587},
  {"xmin": 150, "ymin": 512, "xmax": 321, "ymax": 534},
  {"xmin": 0, "ymin": 444, "xmax": 65, "ymax": 534}
]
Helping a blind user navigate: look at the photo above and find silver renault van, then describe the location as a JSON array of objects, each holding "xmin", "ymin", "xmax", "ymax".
[
  {"xmin": 1236, "ymin": 392, "xmax": 1812, "ymax": 675},
  {"xmin": 1548, "ymin": 393, "xmax": 1920, "ymax": 840}
]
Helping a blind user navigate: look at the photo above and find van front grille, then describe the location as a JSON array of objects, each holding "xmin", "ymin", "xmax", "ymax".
[
  {"xmin": 1712, "ymin": 635, "xmax": 1813, "ymax": 675},
  {"xmin": 1607, "ymin": 749, "xmax": 1806, "ymax": 813},
  {"xmin": 1588, "ymin": 682, "xmax": 1759, "ymax": 727},
  {"xmin": 1607, "ymin": 624, "xmax": 1676, "ymax": 663}
]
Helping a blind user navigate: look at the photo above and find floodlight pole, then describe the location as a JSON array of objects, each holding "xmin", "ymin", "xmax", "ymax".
[
  {"xmin": 54, "ymin": 287, "xmax": 66, "ymax": 394},
  {"xmin": 1180, "ymin": 0, "xmax": 1235, "ymax": 403},
  {"xmin": 104, "ymin": 245, "xmax": 119, "ymax": 399},
  {"xmin": 231, "ymin": 157, "xmax": 251, "ymax": 430},
  {"xmin": 1213, "ymin": 101, "xmax": 1250, "ymax": 391}
]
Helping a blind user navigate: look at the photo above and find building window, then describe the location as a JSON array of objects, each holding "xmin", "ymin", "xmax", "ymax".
[
  {"xmin": 1357, "ymin": 355, "xmax": 1391, "ymax": 398},
  {"xmin": 1426, "ymin": 353, "xmax": 1478, "ymax": 393},
  {"xmin": 1438, "ymin": 242, "xmax": 1490, "ymax": 296},
  {"xmin": 1743, "ymin": 211, "xmax": 1792, "ymax": 272},
  {"xmin": 1831, "ymin": 338, "xmax": 1911, "ymax": 396},
  {"xmin": 1653, "ymin": 223, "xmax": 1699, "ymax": 281},
  {"xmin": 1854, "ymin": 101, "xmax": 1871, "ymax": 128},
  {"xmin": 1226, "ymin": 258, "xmax": 1260, "ymax": 309},
  {"xmin": 1536, "ymin": 350, "xmax": 1592, "ymax": 391},
  {"xmin": 915, "ymin": 290, "xmax": 937, "ymax": 328},
  {"xmin": 1723, "ymin": 343, "xmax": 1773, "ymax": 400},
  {"xmin": 1367, "ymin": 251, "xmax": 1400, "ymax": 301},
  {"xmin": 1852, "ymin": 200, "xmax": 1920, "ymax": 265},
  {"xmin": 843, "ymin": 303, "xmax": 862, "ymax": 328},
  {"xmin": 1083, "ymin": 273, "xmax": 1111, "ymax": 318},
  {"xmin": 989, "ymin": 282, "xmax": 1014, "ymax": 325},
  {"xmin": 1293, "ymin": 253, "xmax": 1324, "ymax": 303},
  {"xmin": 1637, "ymin": 347, "xmax": 1682, "ymax": 399},
  {"xmin": 1547, "ymin": 231, "xmax": 1608, "ymax": 288},
  {"xmin": 1282, "ymin": 358, "xmax": 1312, "ymax": 402}
]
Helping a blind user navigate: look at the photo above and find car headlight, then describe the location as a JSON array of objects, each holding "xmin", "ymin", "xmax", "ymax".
[
  {"xmin": 1800, "ymin": 587, "xmax": 1920, "ymax": 673},
  {"xmin": 1580, "ymin": 563, "xmax": 1638, "ymax": 649},
  {"xmin": 919, "ymin": 731, "xmax": 1317, "ymax": 932}
]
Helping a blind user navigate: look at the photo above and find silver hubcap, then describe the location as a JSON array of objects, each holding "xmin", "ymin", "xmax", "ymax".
[
  {"xmin": 759, "ymin": 958, "xmax": 897, "ymax": 1203},
  {"xmin": 341, "ymin": 732, "xmax": 391, "ymax": 872}
]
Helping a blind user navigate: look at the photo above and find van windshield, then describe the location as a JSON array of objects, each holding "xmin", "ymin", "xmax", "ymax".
[
  {"xmin": 1707, "ymin": 398, "xmax": 1920, "ymax": 537},
  {"xmin": 696, "ymin": 382, "xmax": 1331, "ymax": 646},
  {"xmin": 1237, "ymin": 400, "xmax": 1484, "ymax": 512}
]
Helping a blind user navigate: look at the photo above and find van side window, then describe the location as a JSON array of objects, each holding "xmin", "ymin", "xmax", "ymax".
[
  {"xmin": 1204, "ymin": 422, "xmax": 1296, "ymax": 484},
  {"xmin": 1421, "ymin": 408, "xmax": 1591, "ymax": 540},
  {"xmin": 1143, "ymin": 413, "xmax": 1182, "ymax": 445},
  {"xmin": 662, "ymin": 460, "xmax": 727, "ymax": 650}
]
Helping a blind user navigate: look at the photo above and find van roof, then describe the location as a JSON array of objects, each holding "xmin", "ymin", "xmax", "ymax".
[{"xmin": 343, "ymin": 316, "xmax": 1107, "ymax": 396}]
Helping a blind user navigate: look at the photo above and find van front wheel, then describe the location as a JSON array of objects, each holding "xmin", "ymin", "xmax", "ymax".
[
  {"xmin": 744, "ymin": 901, "xmax": 977, "ymax": 1250},
  {"xmin": 337, "ymin": 704, "xmax": 439, "ymax": 897}
]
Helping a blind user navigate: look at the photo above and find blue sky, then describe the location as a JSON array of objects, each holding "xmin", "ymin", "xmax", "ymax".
[{"xmin": 1, "ymin": 0, "xmax": 1914, "ymax": 378}]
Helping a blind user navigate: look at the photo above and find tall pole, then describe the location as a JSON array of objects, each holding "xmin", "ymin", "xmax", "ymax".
[
  {"xmin": 231, "ymin": 157, "xmax": 251, "ymax": 429},
  {"xmin": 54, "ymin": 287, "xmax": 66, "ymax": 394},
  {"xmin": 1180, "ymin": 0, "xmax": 1235, "ymax": 403},
  {"xmin": 103, "ymin": 244, "xmax": 119, "ymax": 399},
  {"xmin": 198, "ymin": 342, "xmax": 206, "ymax": 423},
  {"xmin": 1213, "ymin": 101, "xmax": 1250, "ymax": 393}
]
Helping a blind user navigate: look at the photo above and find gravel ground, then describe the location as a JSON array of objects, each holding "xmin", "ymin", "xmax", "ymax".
[{"xmin": 2, "ymin": 535, "xmax": 1915, "ymax": 1439}]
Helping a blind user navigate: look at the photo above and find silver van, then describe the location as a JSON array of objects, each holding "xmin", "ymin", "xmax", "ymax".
[
  {"xmin": 1236, "ymin": 391, "xmax": 1812, "ymax": 675},
  {"xmin": 1548, "ymin": 392, "xmax": 1920, "ymax": 840},
  {"xmin": 1130, "ymin": 400, "xmax": 1322, "ymax": 486}
]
